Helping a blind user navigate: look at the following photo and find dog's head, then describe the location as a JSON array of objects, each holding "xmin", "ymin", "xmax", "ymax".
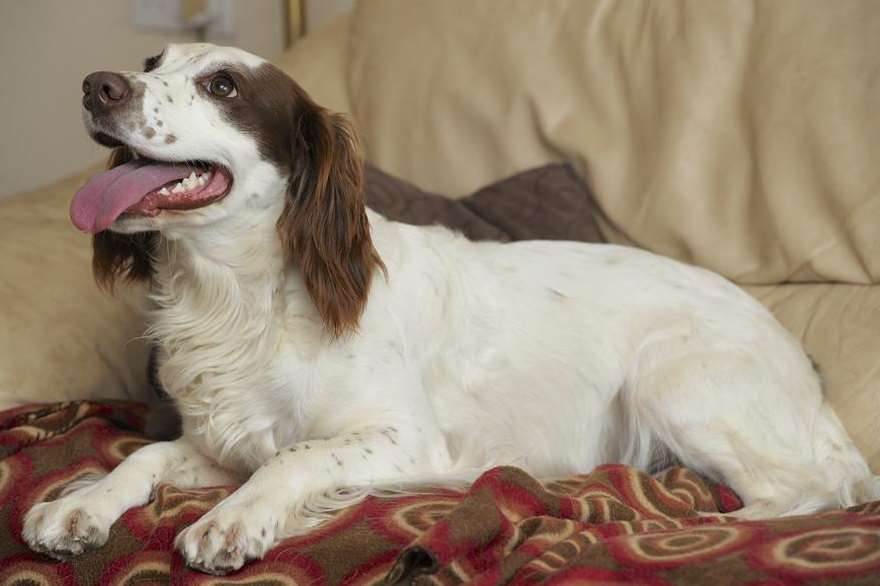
[{"xmin": 75, "ymin": 43, "xmax": 382, "ymax": 336}]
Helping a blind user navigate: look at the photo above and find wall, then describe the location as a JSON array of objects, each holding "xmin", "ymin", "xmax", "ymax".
[{"xmin": 0, "ymin": 0, "xmax": 292, "ymax": 198}]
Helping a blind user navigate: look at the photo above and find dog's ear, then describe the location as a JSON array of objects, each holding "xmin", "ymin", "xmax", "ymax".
[
  {"xmin": 278, "ymin": 104, "xmax": 384, "ymax": 338},
  {"xmin": 92, "ymin": 146, "xmax": 157, "ymax": 291}
]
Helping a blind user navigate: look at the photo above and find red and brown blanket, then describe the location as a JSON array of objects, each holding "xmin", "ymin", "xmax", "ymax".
[{"xmin": 1, "ymin": 401, "xmax": 879, "ymax": 584}]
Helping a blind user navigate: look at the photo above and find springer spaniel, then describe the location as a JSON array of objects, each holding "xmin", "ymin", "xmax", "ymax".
[{"xmin": 22, "ymin": 43, "xmax": 879, "ymax": 575}]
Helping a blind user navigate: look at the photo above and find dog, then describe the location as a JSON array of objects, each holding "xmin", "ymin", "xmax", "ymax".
[{"xmin": 22, "ymin": 43, "xmax": 879, "ymax": 575}]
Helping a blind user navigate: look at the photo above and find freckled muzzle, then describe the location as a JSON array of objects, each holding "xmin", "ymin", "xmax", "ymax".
[
  {"xmin": 82, "ymin": 71, "xmax": 130, "ymax": 115},
  {"xmin": 81, "ymin": 71, "xmax": 147, "ymax": 148},
  {"xmin": 74, "ymin": 70, "xmax": 233, "ymax": 233}
]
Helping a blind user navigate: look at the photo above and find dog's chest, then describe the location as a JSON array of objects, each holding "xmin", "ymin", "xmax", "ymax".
[
  {"xmin": 160, "ymin": 341, "xmax": 293, "ymax": 471},
  {"xmin": 151, "ymin": 277, "xmax": 301, "ymax": 471}
]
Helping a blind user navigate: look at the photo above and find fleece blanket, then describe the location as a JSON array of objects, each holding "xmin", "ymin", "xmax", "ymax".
[{"xmin": 2, "ymin": 401, "xmax": 880, "ymax": 585}]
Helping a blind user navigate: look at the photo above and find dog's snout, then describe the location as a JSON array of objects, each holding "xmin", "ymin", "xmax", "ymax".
[{"xmin": 82, "ymin": 72, "xmax": 130, "ymax": 114}]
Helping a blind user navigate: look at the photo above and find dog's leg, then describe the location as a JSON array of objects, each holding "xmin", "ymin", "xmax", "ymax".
[
  {"xmin": 175, "ymin": 424, "xmax": 431, "ymax": 575},
  {"xmin": 22, "ymin": 438, "xmax": 238, "ymax": 559}
]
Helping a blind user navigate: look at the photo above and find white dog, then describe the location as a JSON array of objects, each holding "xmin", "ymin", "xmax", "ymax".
[{"xmin": 22, "ymin": 43, "xmax": 879, "ymax": 575}]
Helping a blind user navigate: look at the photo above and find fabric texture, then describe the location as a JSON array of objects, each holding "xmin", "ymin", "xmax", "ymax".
[
  {"xmin": 347, "ymin": 0, "xmax": 880, "ymax": 287},
  {"xmin": 275, "ymin": 13, "xmax": 353, "ymax": 117},
  {"xmin": 4, "ymin": 401, "xmax": 880, "ymax": 585},
  {"xmin": 366, "ymin": 163, "xmax": 604, "ymax": 243},
  {"xmin": 0, "ymin": 168, "xmax": 152, "ymax": 411}
]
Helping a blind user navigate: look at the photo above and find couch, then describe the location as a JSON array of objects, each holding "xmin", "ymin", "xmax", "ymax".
[{"xmin": 2, "ymin": 1, "xmax": 879, "ymax": 583}]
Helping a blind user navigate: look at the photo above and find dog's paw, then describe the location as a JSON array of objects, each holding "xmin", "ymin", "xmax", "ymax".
[
  {"xmin": 175, "ymin": 502, "xmax": 277, "ymax": 575},
  {"xmin": 22, "ymin": 498, "xmax": 112, "ymax": 560}
]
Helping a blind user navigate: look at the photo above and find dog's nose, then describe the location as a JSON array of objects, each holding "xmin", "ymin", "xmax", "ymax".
[{"xmin": 82, "ymin": 72, "xmax": 130, "ymax": 114}]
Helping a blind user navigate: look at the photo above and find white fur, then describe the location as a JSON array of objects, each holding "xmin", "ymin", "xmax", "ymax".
[{"xmin": 24, "ymin": 44, "xmax": 879, "ymax": 575}]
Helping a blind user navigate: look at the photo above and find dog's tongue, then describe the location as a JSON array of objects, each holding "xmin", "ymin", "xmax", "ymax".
[{"xmin": 70, "ymin": 160, "xmax": 197, "ymax": 233}]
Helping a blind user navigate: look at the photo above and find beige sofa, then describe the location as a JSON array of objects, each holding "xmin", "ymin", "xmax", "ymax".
[{"xmin": 1, "ymin": 1, "xmax": 878, "ymax": 469}]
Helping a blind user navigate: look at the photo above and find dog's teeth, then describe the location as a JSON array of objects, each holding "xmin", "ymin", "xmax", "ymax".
[
  {"xmin": 171, "ymin": 181, "xmax": 186, "ymax": 194},
  {"xmin": 183, "ymin": 171, "xmax": 204, "ymax": 190},
  {"xmin": 196, "ymin": 175, "xmax": 207, "ymax": 187},
  {"xmin": 159, "ymin": 187, "xmax": 170, "ymax": 196}
]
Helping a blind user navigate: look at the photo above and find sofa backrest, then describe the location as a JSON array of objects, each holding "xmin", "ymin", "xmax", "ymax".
[{"xmin": 338, "ymin": 0, "xmax": 880, "ymax": 286}]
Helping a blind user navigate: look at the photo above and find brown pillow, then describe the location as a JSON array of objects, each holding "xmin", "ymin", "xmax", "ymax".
[{"xmin": 364, "ymin": 163, "xmax": 605, "ymax": 243}]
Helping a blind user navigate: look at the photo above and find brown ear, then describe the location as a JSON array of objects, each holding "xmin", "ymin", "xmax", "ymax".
[
  {"xmin": 92, "ymin": 146, "xmax": 158, "ymax": 291},
  {"xmin": 278, "ymin": 105, "xmax": 384, "ymax": 337}
]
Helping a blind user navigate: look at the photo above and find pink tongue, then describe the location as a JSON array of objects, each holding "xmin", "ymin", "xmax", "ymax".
[{"xmin": 70, "ymin": 160, "xmax": 198, "ymax": 233}]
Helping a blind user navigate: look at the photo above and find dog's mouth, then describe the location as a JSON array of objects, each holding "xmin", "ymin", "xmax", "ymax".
[{"xmin": 70, "ymin": 149, "xmax": 233, "ymax": 234}]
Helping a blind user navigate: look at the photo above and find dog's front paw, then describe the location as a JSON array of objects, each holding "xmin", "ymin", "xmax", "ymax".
[
  {"xmin": 175, "ymin": 501, "xmax": 277, "ymax": 575},
  {"xmin": 22, "ymin": 498, "xmax": 112, "ymax": 560}
]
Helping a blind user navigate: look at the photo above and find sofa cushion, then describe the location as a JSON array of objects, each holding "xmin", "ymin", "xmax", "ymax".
[
  {"xmin": 275, "ymin": 14, "xmax": 354, "ymax": 116},
  {"xmin": 348, "ymin": 0, "xmax": 880, "ymax": 286},
  {"xmin": 0, "ymin": 168, "xmax": 151, "ymax": 410},
  {"xmin": 366, "ymin": 163, "xmax": 603, "ymax": 243}
]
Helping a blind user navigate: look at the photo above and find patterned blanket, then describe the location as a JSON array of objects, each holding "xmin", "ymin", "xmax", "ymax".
[{"xmin": 2, "ymin": 401, "xmax": 880, "ymax": 584}]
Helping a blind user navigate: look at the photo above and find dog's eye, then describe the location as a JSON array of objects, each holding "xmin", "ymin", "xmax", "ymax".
[{"xmin": 207, "ymin": 75, "xmax": 237, "ymax": 98}]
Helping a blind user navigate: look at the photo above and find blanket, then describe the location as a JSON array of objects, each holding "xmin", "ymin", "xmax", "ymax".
[{"xmin": 2, "ymin": 401, "xmax": 880, "ymax": 584}]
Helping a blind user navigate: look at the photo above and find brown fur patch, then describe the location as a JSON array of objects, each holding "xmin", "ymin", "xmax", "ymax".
[
  {"xmin": 212, "ymin": 63, "xmax": 385, "ymax": 336},
  {"xmin": 278, "ymin": 108, "xmax": 385, "ymax": 337}
]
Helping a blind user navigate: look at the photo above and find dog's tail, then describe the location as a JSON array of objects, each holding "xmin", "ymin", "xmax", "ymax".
[
  {"xmin": 735, "ymin": 405, "xmax": 879, "ymax": 519},
  {"xmin": 836, "ymin": 475, "xmax": 880, "ymax": 508},
  {"xmin": 808, "ymin": 406, "xmax": 880, "ymax": 513},
  {"xmin": 778, "ymin": 476, "xmax": 880, "ymax": 518}
]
